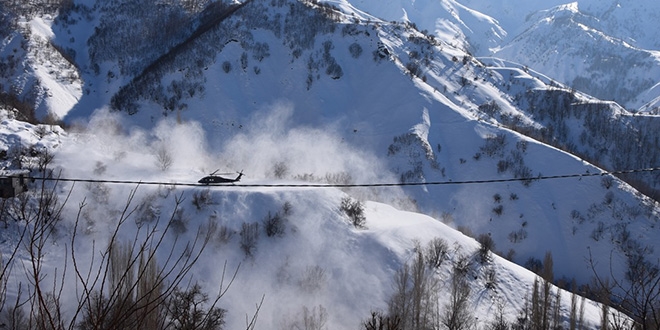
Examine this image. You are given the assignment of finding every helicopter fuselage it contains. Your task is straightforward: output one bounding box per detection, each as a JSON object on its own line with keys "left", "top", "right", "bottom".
{"left": 198, "top": 172, "right": 243, "bottom": 185}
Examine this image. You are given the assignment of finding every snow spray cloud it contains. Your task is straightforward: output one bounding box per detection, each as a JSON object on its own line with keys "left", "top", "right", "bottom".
{"left": 43, "top": 104, "right": 412, "bottom": 329}
{"left": 59, "top": 103, "right": 403, "bottom": 192}
{"left": 57, "top": 107, "right": 215, "bottom": 181}
{"left": 215, "top": 102, "right": 403, "bottom": 194}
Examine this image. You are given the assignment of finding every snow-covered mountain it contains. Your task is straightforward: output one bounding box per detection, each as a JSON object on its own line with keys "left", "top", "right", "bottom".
{"left": 0, "top": 108, "right": 614, "bottom": 329}
{"left": 353, "top": 0, "right": 660, "bottom": 111}
{"left": 1, "top": 0, "right": 659, "bottom": 329}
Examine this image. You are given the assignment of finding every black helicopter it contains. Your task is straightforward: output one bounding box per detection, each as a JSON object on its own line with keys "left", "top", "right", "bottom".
{"left": 198, "top": 170, "right": 244, "bottom": 185}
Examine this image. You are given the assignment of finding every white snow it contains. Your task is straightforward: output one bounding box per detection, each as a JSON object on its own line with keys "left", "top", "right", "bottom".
{"left": 0, "top": 108, "right": 610, "bottom": 328}
{"left": 27, "top": 16, "right": 83, "bottom": 119}
{"left": 2, "top": 0, "right": 660, "bottom": 328}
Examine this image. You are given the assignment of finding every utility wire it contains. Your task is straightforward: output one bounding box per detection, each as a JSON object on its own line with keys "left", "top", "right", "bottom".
{"left": 1, "top": 167, "right": 659, "bottom": 188}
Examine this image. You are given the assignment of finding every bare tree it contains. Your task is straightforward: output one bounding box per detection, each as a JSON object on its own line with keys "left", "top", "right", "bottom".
{"left": 425, "top": 237, "right": 448, "bottom": 269}
{"left": 17, "top": 177, "right": 72, "bottom": 330}
{"left": 487, "top": 303, "right": 510, "bottom": 330}
{"left": 388, "top": 260, "right": 411, "bottom": 327}
{"left": 282, "top": 305, "right": 328, "bottom": 330}
{"left": 70, "top": 190, "right": 221, "bottom": 330}
{"left": 388, "top": 249, "right": 440, "bottom": 330}
{"left": 239, "top": 222, "right": 259, "bottom": 258}
{"left": 362, "top": 310, "right": 401, "bottom": 330}
{"left": 0, "top": 178, "right": 264, "bottom": 330}
{"left": 541, "top": 252, "right": 554, "bottom": 330}
{"left": 299, "top": 265, "right": 327, "bottom": 294}
{"left": 155, "top": 146, "right": 173, "bottom": 171}
{"left": 551, "top": 289, "right": 561, "bottom": 330}
{"left": 165, "top": 283, "right": 226, "bottom": 330}
{"left": 589, "top": 249, "right": 660, "bottom": 330}
{"left": 569, "top": 280, "right": 578, "bottom": 330}
{"left": 476, "top": 233, "right": 495, "bottom": 264}
{"left": 441, "top": 268, "right": 474, "bottom": 330}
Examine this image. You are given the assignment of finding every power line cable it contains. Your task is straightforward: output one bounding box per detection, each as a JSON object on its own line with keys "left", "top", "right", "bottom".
{"left": 1, "top": 167, "right": 658, "bottom": 188}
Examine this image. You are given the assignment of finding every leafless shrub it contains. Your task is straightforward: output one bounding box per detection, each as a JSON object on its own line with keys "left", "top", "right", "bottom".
{"left": 93, "top": 161, "right": 107, "bottom": 175}
{"left": 493, "top": 193, "right": 502, "bottom": 203}
{"left": 32, "top": 292, "right": 63, "bottom": 330}
{"left": 155, "top": 146, "right": 173, "bottom": 171}
{"left": 325, "top": 172, "right": 353, "bottom": 185}
{"left": 275, "top": 258, "right": 292, "bottom": 286}
{"left": 113, "top": 150, "right": 127, "bottom": 162}
{"left": 221, "top": 61, "right": 231, "bottom": 73}
{"left": 263, "top": 211, "right": 285, "bottom": 238}
{"left": 440, "top": 212, "right": 454, "bottom": 225}
{"left": 33, "top": 147, "right": 55, "bottom": 174}
{"left": 302, "top": 305, "right": 328, "bottom": 330}
{"left": 239, "top": 222, "right": 260, "bottom": 258}
{"left": 85, "top": 182, "right": 111, "bottom": 204}
{"left": 158, "top": 183, "right": 176, "bottom": 199}
{"left": 169, "top": 208, "right": 189, "bottom": 235}
{"left": 34, "top": 125, "right": 49, "bottom": 139}
{"left": 282, "top": 201, "right": 293, "bottom": 217}
{"left": 492, "top": 204, "right": 504, "bottom": 216}
{"left": 601, "top": 176, "right": 614, "bottom": 189}
{"left": 425, "top": 237, "right": 448, "bottom": 269}
{"left": 476, "top": 233, "right": 495, "bottom": 264}
{"left": 5, "top": 178, "right": 69, "bottom": 330}
{"left": 505, "top": 249, "right": 516, "bottom": 261}
{"left": 272, "top": 161, "right": 289, "bottom": 179}
{"left": 524, "top": 257, "right": 543, "bottom": 275}
{"left": 480, "top": 133, "right": 507, "bottom": 157}
{"left": 509, "top": 228, "right": 528, "bottom": 243}
{"left": 340, "top": 196, "right": 365, "bottom": 228}
{"left": 192, "top": 189, "right": 214, "bottom": 210}
{"left": 349, "top": 43, "right": 363, "bottom": 58}
{"left": 453, "top": 254, "right": 472, "bottom": 277}
{"left": 136, "top": 194, "right": 159, "bottom": 225}
{"left": 215, "top": 224, "right": 234, "bottom": 245}
{"left": 591, "top": 221, "right": 605, "bottom": 241}
{"left": 299, "top": 265, "right": 327, "bottom": 293}
{"left": 281, "top": 305, "right": 328, "bottom": 330}
{"left": 1, "top": 247, "right": 28, "bottom": 329}
{"left": 484, "top": 268, "right": 497, "bottom": 290}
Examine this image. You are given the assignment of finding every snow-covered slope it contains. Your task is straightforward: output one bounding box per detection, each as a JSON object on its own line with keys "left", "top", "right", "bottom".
{"left": 0, "top": 108, "right": 64, "bottom": 165}
{"left": 1, "top": 0, "right": 660, "bottom": 328}
{"left": 0, "top": 12, "right": 82, "bottom": 121}
{"left": 0, "top": 110, "right": 608, "bottom": 329}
